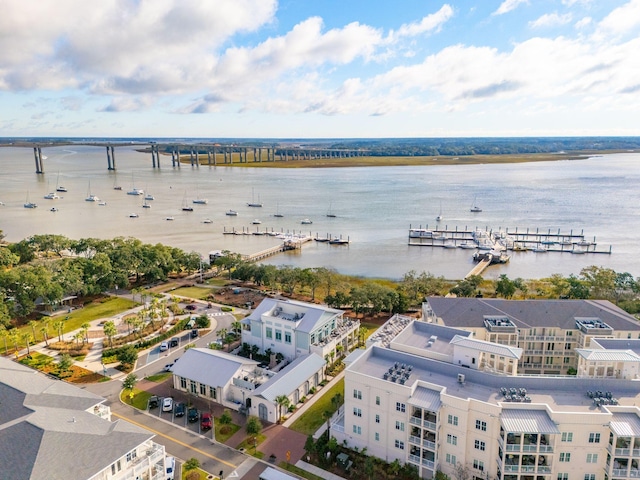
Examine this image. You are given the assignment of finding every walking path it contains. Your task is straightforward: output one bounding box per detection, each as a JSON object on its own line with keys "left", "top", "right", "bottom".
{"left": 282, "top": 370, "right": 345, "bottom": 428}
{"left": 295, "top": 461, "right": 346, "bottom": 480}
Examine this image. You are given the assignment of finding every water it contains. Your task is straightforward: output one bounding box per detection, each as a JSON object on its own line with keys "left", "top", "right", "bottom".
{"left": 1, "top": 145, "right": 638, "bottom": 280}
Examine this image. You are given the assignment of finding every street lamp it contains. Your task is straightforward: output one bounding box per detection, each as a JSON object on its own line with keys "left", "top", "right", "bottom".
{"left": 253, "top": 437, "right": 257, "bottom": 454}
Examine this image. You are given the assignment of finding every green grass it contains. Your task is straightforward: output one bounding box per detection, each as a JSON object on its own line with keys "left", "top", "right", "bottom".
{"left": 359, "top": 322, "right": 380, "bottom": 340}
{"left": 120, "top": 388, "right": 152, "bottom": 410}
{"left": 215, "top": 422, "right": 240, "bottom": 443}
{"left": 236, "top": 433, "right": 266, "bottom": 452}
{"left": 18, "top": 352, "right": 54, "bottom": 368}
{"left": 171, "top": 286, "right": 212, "bottom": 299}
{"left": 289, "top": 378, "right": 344, "bottom": 436}
{"left": 145, "top": 372, "right": 171, "bottom": 383}
{"left": 278, "top": 462, "right": 325, "bottom": 480}
{"left": 181, "top": 467, "right": 211, "bottom": 480}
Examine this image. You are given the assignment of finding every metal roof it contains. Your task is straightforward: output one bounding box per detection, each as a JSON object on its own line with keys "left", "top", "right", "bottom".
{"left": 576, "top": 349, "right": 640, "bottom": 362}
{"left": 610, "top": 413, "right": 640, "bottom": 437}
{"left": 246, "top": 298, "right": 343, "bottom": 334}
{"left": 501, "top": 409, "right": 560, "bottom": 434}
{"left": 450, "top": 335, "right": 523, "bottom": 359}
{"left": 258, "top": 466, "right": 298, "bottom": 480}
{"left": 170, "top": 348, "right": 259, "bottom": 388}
{"left": 408, "top": 386, "right": 441, "bottom": 412}
{"left": 252, "top": 353, "right": 325, "bottom": 402}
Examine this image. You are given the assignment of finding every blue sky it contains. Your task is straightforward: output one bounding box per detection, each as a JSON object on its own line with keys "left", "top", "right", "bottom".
{"left": 1, "top": 0, "right": 639, "bottom": 138}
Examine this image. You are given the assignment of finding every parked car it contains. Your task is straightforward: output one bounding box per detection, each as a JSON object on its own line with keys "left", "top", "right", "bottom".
{"left": 185, "top": 304, "right": 197, "bottom": 311}
{"left": 148, "top": 396, "right": 159, "bottom": 409}
{"left": 166, "top": 456, "right": 175, "bottom": 480}
{"left": 201, "top": 412, "right": 212, "bottom": 430}
{"left": 163, "top": 363, "right": 173, "bottom": 372}
{"left": 162, "top": 397, "right": 173, "bottom": 412}
{"left": 188, "top": 407, "right": 199, "bottom": 423}
{"left": 159, "top": 341, "right": 168, "bottom": 352}
{"left": 174, "top": 402, "right": 186, "bottom": 417}
{"left": 170, "top": 337, "right": 179, "bottom": 347}
{"left": 191, "top": 329, "right": 199, "bottom": 338}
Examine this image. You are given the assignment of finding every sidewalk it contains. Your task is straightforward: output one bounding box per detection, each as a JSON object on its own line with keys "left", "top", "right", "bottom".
{"left": 295, "top": 460, "right": 346, "bottom": 480}
{"left": 282, "top": 370, "right": 345, "bottom": 428}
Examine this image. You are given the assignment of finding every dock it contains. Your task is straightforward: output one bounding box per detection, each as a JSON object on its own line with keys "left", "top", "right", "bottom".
{"left": 241, "top": 235, "right": 313, "bottom": 262}
{"left": 466, "top": 256, "right": 492, "bottom": 278}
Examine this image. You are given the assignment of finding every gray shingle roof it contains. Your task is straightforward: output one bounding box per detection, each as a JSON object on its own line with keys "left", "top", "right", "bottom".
{"left": 170, "top": 348, "right": 259, "bottom": 388}
{"left": 426, "top": 297, "right": 640, "bottom": 331}
{"left": 0, "top": 357, "right": 155, "bottom": 480}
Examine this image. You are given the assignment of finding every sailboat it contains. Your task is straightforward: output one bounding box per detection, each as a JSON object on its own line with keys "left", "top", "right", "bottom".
{"left": 44, "top": 181, "right": 60, "bottom": 200}
{"left": 225, "top": 209, "right": 238, "bottom": 216}
{"left": 24, "top": 191, "right": 38, "bottom": 208}
{"left": 113, "top": 175, "right": 122, "bottom": 190}
{"left": 127, "top": 173, "right": 143, "bottom": 195}
{"left": 470, "top": 197, "right": 482, "bottom": 213}
{"left": 273, "top": 203, "right": 284, "bottom": 218}
{"left": 436, "top": 201, "right": 443, "bottom": 222}
{"left": 144, "top": 184, "right": 154, "bottom": 200}
{"left": 192, "top": 184, "right": 208, "bottom": 204}
{"left": 326, "top": 202, "right": 336, "bottom": 218}
{"left": 55, "top": 171, "right": 68, "bottom": 192}
{"left": 247, "top": 188, "right": 263, "bottom": 207}
{"left": 181, "top": 192, "right": 193, "bottom": 211}
{"left": 85, "top": 181, "right": 99, "bottom": 202}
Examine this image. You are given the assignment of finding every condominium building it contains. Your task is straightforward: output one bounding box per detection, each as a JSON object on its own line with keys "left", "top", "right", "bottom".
{"left": 334, "top": 311, "right": 640, "bottom": 480}
{"left": 0, "top": 357, "right": 167, "bottom": 480}
{"left": 241, "top": 298, "right": 360, "bottom": 362}
{"left": 423, "top": 298, "right": 640, "bottom": 375}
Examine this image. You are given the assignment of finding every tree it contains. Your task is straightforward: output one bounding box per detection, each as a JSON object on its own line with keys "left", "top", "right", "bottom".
{"left": 304, "top": 435, "right": 315, "bottom": 454}
{"left": 195, "top": 314, "right": 210, "bottom": 328}
{"left": 450, "top": 275, "right": 483, "bottom": 297}
{"left": 116, "top": 344, "right": 138, "bottom": 366}
{"left": 322, "top": 410, "right": 333, "bottom": 438}
{"left": 21, "top": 332, "right": 32, "bottom": 355}
{"left": 452, "top": 462, "right": 470, "bottom": 480}
{"left": 40, "top": 326, "right": 49, "bottom": 347}
{"left": 123, "top": 373, "right": 137, "bottom": 391}
{"left": 275, "top": 394, "right": 291, "bottom": 423}
{"left": 495, "top": 274, "right": 517, "bottom": 298}
{"left": 246, "top": 415, "right": 262, "bottom": 435}
{"left": 219, "top": 409, "right": 232, "bottom": 425}
{"left": 58, "top": 353, "right": 73, "bottom": 374}
{"left": 364, "top": 457, "right": 375, "bottom": 479}
{"left": 183, "top": 458, "right": 200, "bottom": 471}
{"left": 53, "top": 320, "right": 64, "bottom": 342}
{"left": 218, "top": 328, "right": 228, "bottom": 351}
{"left": 28, "top": 320, "right": 39, "bottom": 342}
{"left": 103, "top": 320, "right": 117, "bottom": 348}
{"left": 0, "top": 325, "right": 9, "bottom": 355}
{"left": 231, "top": 320, "right": 242, "bottom": 335}
{"left": 81, "top": 322, "right": 90, "bottom": 344}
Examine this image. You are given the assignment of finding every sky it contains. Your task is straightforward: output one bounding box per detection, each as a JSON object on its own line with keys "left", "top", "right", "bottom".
{"left": 1, "top": 0, "right": 639, "bottom": 138}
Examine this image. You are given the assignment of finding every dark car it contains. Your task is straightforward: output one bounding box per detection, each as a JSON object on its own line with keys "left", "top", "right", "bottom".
{"left": 185, "top": 304, "right": 197, "bottom": 311}
{"left": 148, "top": 396, "right": 159, "bottom": 409}
{"left": 188, "top": 407, "right": 199, "bottom": 423}
{"left": 174, "top": 402, "right": 186, "bottom": 417}
{"left": 170, "top": 337, "right": 179, "bottom": 347}
{"left": 191, "top": 329, "right": 199, "bottom": 338}
{"left": 201, "top": 412, "right": 212, "bottom": 430}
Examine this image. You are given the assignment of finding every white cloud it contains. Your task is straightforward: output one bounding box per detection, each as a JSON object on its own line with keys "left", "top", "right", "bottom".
{"left": 390, "top": 4, "right": 454, "bottom": 39}
{"left": 529, "top": 12, "right": 573, "bottom": 29}
{"left": 597, "top": 0, "right": 640, "bottom": 37}
{"left": 493, "top": 0, "right": 529, "bottom": 16}
{"left": 575, "top": 17, "right": 593, "bottom": 29}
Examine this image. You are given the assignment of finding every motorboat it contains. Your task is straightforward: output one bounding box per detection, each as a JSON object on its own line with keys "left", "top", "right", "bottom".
{"left": 409, "top": 228, "right": 434, "bottom": 238}
{"left": 458, "top": 242, "right": 477, "bottom": 249}
{"left": 85, "top": 182, "right": 99, "bottom": 202}
{"left": 301, "top": 219, "right": 313, "bottom": 224}
{"left": 329, "top": 237, "right": 349, "bottom": 245}
{"left": 226, "top": 210, "right": 238, "bottom": 216}
{"left": 203, "top": 219, "right": 213, "bottom": 224}
{"left": 44, "top": 192, "right": 60, "bottom": 200}
{"left": 129, "top": 213, "right": 139, "bottom": 218}
{"left": 252, "top": 219, "right": 262, "bottom": 224}
{"left": 127, "top": 188, "right": 144, "bottom": 196}
{"left": 193, "top": 198, "right": 208, "bottom": 204}
{"left": 50, "top": 207, "right": 58, "bottom": 212}
{"left": 166, "top": 216, "right": 175, "bottom": 221}
{"left": 98, "top": 201, "right": 107, "bottom": 206}
{"left": 144, "top": 193, "right": 154, "bottom": 200}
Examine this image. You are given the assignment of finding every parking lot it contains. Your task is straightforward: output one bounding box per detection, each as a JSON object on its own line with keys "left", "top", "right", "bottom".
{"left": 148, "top": 394, "right": 216, "bottom": 439}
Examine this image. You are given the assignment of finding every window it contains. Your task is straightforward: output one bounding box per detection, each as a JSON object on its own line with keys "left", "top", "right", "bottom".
{"left": 209, "top": 386, "right": 217, "bottom": 399}
{"left": 557, "top": 474, "right": 568, "bottom": 480}
{"left": 448, "top": 414, "right": 459, "bottom": 426}
{"left": 376, "top": 396, "right": 381, "bottom": 406}
{"left": 180, "top": 377, "right": 187, "bottom": 388}
{"left": 564, "top": 357, "right": 571, "bottom": 364}
{"left": 559, "top": 453, "right": 571, "bottom": 462}
{"left": 588, "top": 433, "right": 600, "bottom": 443}
{"left": 545, "top": 357, "right": 554, "bottom": 365}
{"left": 395, "top": 421, "right": 405, "bottom": 431}
{"left": 285, "top": 332, "right": 291, "bottom": 344}
{"left": 275, "top": 330, "right": 282, "bottom": 341}
{"left": 446, "top": 454, "right": 457, "bottom": 465}
{"left": 375, "top": 414, "right": 380, "bottom": 424}
{"left": 352, "top": 425, "right": 361, "bottom": 435}
{"left": 561, "top": 432, "right": 573, "bottom": 442}
{"left": 447, "top": 434, "right": 458, "bottom": 446}
{"left": 586, "top": 454, "right": 598, "bottom": 463}
{"left": 395, "top": 440, "right": 405, "bottom": 450}
{"left": 266, "top": 327, "right": 273, "bottom": 339}
{"left": 475, "top": 420, "right": 487, "bottom": 431}
{"left": 473, "top": 459, "right": 484, "bottom": 472}
{"left": 474, "top": 440, "right": 486, "bottom": 451}
{"left": 200, "top": 383, "right": 206, "bottom": 395}
{"left": 375, "top": 432, "right": 380, "bottom": 441}
{"left": 353, "top": 389, "right": 362, "bottom": 400}
{"left": 396, "top": 402, "right": 406, "bottom": 412}
{"left": 353, "top": 407, "right": 362, "bottom": 417}
{"left": 190, "top": 380, "right": 197, "bottom": 393}
{"left": 584, "top": 475, "right": 595, "bottom": 480}
{"left": 126, "top": 450, "right": 137, "bottom": 462}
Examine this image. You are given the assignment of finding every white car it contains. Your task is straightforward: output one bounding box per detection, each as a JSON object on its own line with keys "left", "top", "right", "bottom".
{"left": 162, "top": 397, "right": 173, "bottom": 412}
{"left": 159, "top": 341, "right": 168, "bottom": 352}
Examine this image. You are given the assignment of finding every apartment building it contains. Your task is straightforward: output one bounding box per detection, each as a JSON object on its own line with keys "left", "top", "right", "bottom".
{"left": 241, "top": 298, "right": 360, "bottom": 362}
{"left": 334, "top": 315, "right": 640, "bottom": 480}
{"left": 423, "top": 298, "right": 640, "bottom": 375}
{"left": 0, "top": 357, "right": 167, "bottom": 480}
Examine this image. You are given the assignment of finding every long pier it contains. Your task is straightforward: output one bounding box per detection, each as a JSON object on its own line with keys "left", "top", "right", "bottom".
{"left": 466, "top": 256, "right": 492, "bottom": 278}
{"left": 243, "top": 236, "right": 313, "bottom": 262}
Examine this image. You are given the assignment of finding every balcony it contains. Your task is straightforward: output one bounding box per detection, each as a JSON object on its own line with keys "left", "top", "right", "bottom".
{"left": 409, "top": 454, "right": 420, "bottom": 465}
{"left": 422, "top": 459, "right": 435, "bottom": 469}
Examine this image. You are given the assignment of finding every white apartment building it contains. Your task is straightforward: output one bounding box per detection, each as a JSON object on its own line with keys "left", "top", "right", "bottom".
{"left": 334, "top": 316, "right": 640, "bottom": 480}
{"left": 241, "top": 298, "right": 360, "bottom": 362}
{"left": 423, "top": 298, "right": 640, "bottom": 375}
{"left": 0, "top": 357, "right": 167, "bottom": 480}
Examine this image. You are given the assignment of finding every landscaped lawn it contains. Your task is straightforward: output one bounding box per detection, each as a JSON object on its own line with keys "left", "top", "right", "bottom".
{"left": 18, "top": 352, "right": 105, "bottom": 383}
{"left": 279, "top": 462, "right": 324, "bottom": 480}
{"left": 170, "top": 286, "right": 212, "bottom": 300}
{"left": 215, "top": 421, "right": 241, "bottom": 443}
{"left": 181, "top": 467, "right": 211, "bottom": 480}
{"left": 360, "top": 322, "right": 380, "bottom": 340}
{"left": 121, "top": 388, "right": 152, "bottom": 410}
{"left": 289, "top": 378, "right": 344, "bottom": 436}
{"left": 145, "top": 372, "right": 171, "bottom": 383}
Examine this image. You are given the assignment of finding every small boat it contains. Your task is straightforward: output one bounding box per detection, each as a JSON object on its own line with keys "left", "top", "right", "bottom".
{"left": 329, "top": 237, "right": 349, "bottom": 245}
{"left": 326, "top": 202, "right": 336, "bottom": 218}
{"left": 436, "top": 201, "right": 443, "bottom": 222}
{"left": 225, "top": 210, "right": 238, "bottom": 216}
{"left": 470, "top": 197, "right": 482, "bottom": 213}
{"left": 55, "top": 171, "right": 67, "bottom": 192}
{"left": 532, "top": 246, "right": 548, "bottom": 253}
{"left": 252, "top": 219, "right": 262, "bottom": 224}
{"left": 127, "top": 173, "right": 143, "bottom": 195}
{"left": 142, "top": 201, "right": 151, "bottom": 208}
{"left": 301, "top": 218, "right": 313, "bottom": 225}
{"left": 144, "top": 193, "right": 154, "bottom": 200}
{"left": 247, "top": 188, "right": 263, "bottom": 207}
{"left": 203, "top": 218, "right": 213, "bottom": 224}
{"left": 443, "top": 242, "right": 457, "bottom": 249}
{"left": 315, "top": 236, "right": 331, "bottom": 242}
{"left": 273, "top": 203, "right": 284, "bottom": 218}
{"left": 458, "top": 242, "right": 477, "bottom": 249}
{"left": 129, "top": 213, "right": 139, "bottom": 218}
{"left": 44, "top": 192, "right": 60, "bottom": 200}
{"left": 166, "top": 216, "right": 175, "bottom": 221}
{"left": 98, "top": 201, "right": 107, "bottom": 206}
{"left": 181, "top": 191, "right": 193, "bottom": 211}
{"left": 50, "top": 207, "right": 58, "bottom": 212}
{"left": 114, "top": 185, "right": 122, "bottom": 191}
{"left": 253, "top": 230, "right": 265, "bottom": 236}
{"left": 85, "top": 182, "right": 99, "bottom": 202}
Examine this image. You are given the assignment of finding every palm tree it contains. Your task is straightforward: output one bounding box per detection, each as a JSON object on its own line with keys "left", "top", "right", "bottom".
{"left": 74, "top": 331, "right": 83, "bottom": 346}
{"left": 53, "top": 320, "right": 64, "bottom": 342}
{"left": 275, "top": 394, "right": 291, "bottom": 423}
{"left": 231, "top": 321, "right": 242, "bottom": 335}
{"left": 103, "top": 321, "right": 117, "bottom": 348}
{"left": 322, "top": 410, "right": 333, "bottom": 439}
{"left": 81, "top": 322, "right": 90, "bottom": 344}
{"left": 218, "top": 328, "right": 228, "bottom": 351}
{"left": 0, "top": 325, "right": 9, "bottom": 355}
{"left": 21, "top": 332, "right": 32, "bottom": 355}
{"left": 40, "top": 326, "right": 49, "bottom": 347}
{"left": 10, "top": 329, "right": 20, "bottom": 355}
{"left": 28, "top": 320, "right": 38, "bottom": 342}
